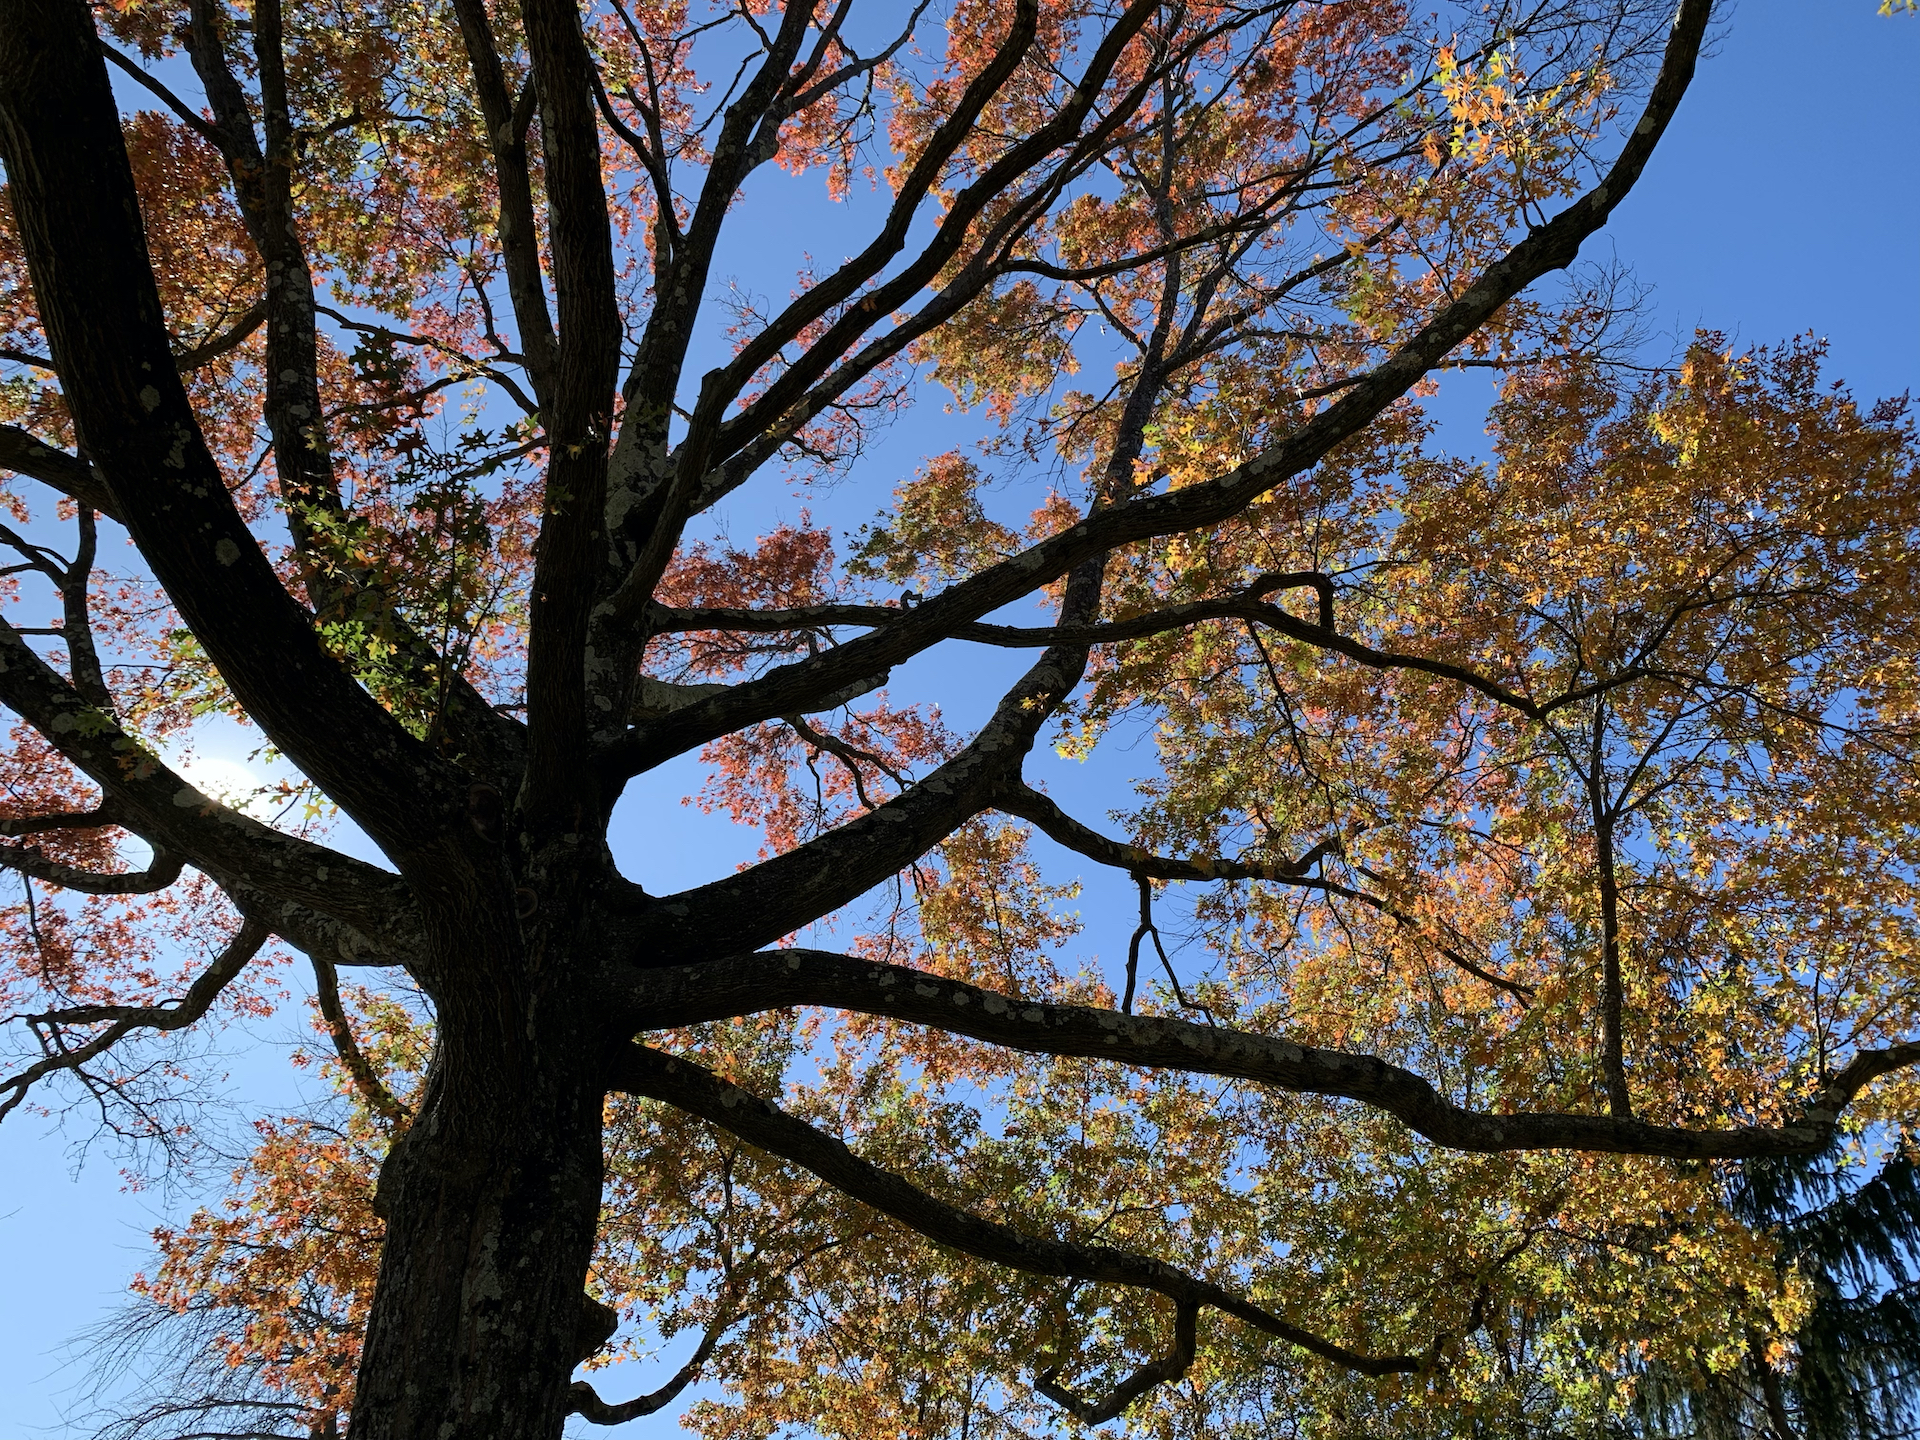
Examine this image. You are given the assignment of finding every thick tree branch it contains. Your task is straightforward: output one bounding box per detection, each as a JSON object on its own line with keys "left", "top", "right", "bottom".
{"left": 59, "top": 506, "right": 111, "bottom": 710}
{"left": 630, "top": 625, "right": 1092, "bottom": 958}
{"left": 172, "top": 297, "right": 269, "bottom": 371}
{"left": 99, "top": 43, "right": 224, "bottom": 146}
{"left": 226, "top": 878, "right": 399, "bottom": 969}
{"left": 449, "top": 0, "right": 559, "bottom": 407}
{"left": 613, "top": 950, "right": 1904, "bottom": 1160}
{"left": 1, "top": 299, "right": 271, "bottom": 375}
{"left": 703, "top": 0, "right": 1044, "bottom": 417}
{"left": 588, "top": 3, "right": 1133, "bottom": 742}
{"left": 0, "top": 343, "right": 53, "bottom": 369}
{"left": 0, "top": 840, "right": 183, "bottom": 895}
{"left": 1826, "top": 1042, "right": 1920, "bottom": 1107}
{"left": 1035, "top": 1300, "right": 1199, "bottom": 1424}
{"left": 566, "top": 1301, "right": 733, "bottom": 1424}
{"left": 0, "top": 801, "right": 120, "bottom": 838}
{"left": 613, "top": 1043, "right": 1420, "bottom": 1379}
{"left": 652, "top": 571, "right": 1336, "bottom": 641}
{"left": 0, "top": 613, "right": 422, "bottom": 955}
{"left": 187, "top": 0, "right": 525, "bottom": 791}
{"left": 696, "top": 0, "right": 1168, "bottom": 484}
{"left": 0, "top": 0, "right": 466, "bottom": 856}
{"left": 609, "top": 0, "right": 1156, "bottom": 619}
{"left": 0, "top": 425, "right": 118, "bottom": 520}
{"left": 597, "top": 0, "right": 819, "bottom": 591}
{"left": 518, "top": 0, "right": 625, "bottom": 828}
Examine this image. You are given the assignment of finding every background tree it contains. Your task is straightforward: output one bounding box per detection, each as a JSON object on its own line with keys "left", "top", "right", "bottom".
{"left": 0, "top": 1, "right": 1916, "bottom": 1437}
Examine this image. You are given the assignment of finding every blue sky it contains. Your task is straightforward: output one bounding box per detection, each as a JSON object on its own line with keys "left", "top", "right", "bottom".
{"left": 1, "top": 1, "right": 1915, "bottom": 1434}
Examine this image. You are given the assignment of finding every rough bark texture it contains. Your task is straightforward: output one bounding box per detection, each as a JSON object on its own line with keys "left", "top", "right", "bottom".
{"left": 356, "top": 977, "right": 610, "bottom": 1439}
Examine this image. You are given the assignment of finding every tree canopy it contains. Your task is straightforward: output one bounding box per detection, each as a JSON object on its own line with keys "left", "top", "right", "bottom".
{"left": 1, "top": 1, "right": 1916, "bottom": 1437}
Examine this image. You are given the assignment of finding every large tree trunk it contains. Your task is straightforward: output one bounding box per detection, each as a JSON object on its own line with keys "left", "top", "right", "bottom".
{"left": 353, "top": 966, "right": 609, "bottom": 1440}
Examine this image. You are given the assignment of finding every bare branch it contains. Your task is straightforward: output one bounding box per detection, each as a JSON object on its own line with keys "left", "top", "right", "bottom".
{"left": 61, "top": 505, "right": 112, "bottom": 710}
{"left": 100, "top": 43, "right": 224, "bottom": 146}
{"left": 449, "top": 0, "right": 558, "bottom": 404}
{"left": 700, "top": 0, "right": 1044, "bottom": 416}
{"left": 1035, "top": 1300, "right": 1199, "bottom": 1424}
{"left": 653, "top": 579, "right": 1657, "bottom": 742}
{"left": 518, "top": 0, "right": 625, "bottom": 827}
{"left": 0, "top": 917, "right": 270, "bottom": 1123}
{"left": 2, "top": 299, "right": 269, "bottom": 374}
{"left": 648, "top": 570, "right": 1336, "bottom": 641}
{"left": 0, "top": 343, "right": 54, "bottom": 369}
{"left": 1122, "top": 875, "right": 1218, "bottom": 1023}
{"left": 173, "top": 297, "right": 268, "bottom": 371}
{"left": 0, "top": 613, "right": 423, "bottom": 955}
{"left": 0, "top": 425, "right": 119, "bottom": 520}
{"left": 0, "top": 801, "right": 120, "bottom": 837}
{"left": 998, "top": 784, "right": 1535, "bottom": 1003}
{"left": 631, "top": 593, "right": 1096, "bottom": 958}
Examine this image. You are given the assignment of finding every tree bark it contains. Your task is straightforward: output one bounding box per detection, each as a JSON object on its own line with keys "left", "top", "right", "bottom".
{"left": 354, "top": 956, "right": 610, "bottom": 1440}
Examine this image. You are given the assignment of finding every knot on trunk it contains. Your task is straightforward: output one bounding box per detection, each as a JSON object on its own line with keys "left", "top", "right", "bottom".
{"left": 576, "top": 1292, "right": 620, "bottom": 1363}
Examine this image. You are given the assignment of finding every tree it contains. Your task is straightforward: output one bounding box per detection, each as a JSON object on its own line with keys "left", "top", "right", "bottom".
{"left": 1617, "top": 1146, "right": 1920, "bottom": 1440}
{"left": 1, "top": 0, "right": 1916, "bottom": 1436}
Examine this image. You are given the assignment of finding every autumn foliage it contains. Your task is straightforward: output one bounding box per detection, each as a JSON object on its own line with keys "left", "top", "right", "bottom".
{"left": 1, "top": 1, "right": 1917, "bottom": 1438}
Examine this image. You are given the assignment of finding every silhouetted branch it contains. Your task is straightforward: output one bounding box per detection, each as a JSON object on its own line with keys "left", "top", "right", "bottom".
{"left": 1035, "top": 1300, "right": 1200, "bottom": 1423}
{"left": 613, "top": 1043, "right": 1419, "bottom": 1380}
{"left": 0, "top": 918, "right": 270, "bottom": 1122}
{"left": 309, "top": 955, "right": 411, "bottom": 1122}
{"left": 1001, "top": 785, "right": 1533, "bottom": 1002}
{"left": 0, "top": 841, "right": 183, "bottom": 895}
{"left": 613, "top": 949, "right": 1904, "bottom": 1160}
{"left": 567, "top": 1299, "right": 737, "bottom": 1424}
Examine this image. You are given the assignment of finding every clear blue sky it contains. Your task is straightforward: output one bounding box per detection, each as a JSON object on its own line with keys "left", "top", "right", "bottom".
{"left": 1, "top": 2, "right": 1914, "bottom": 1434}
